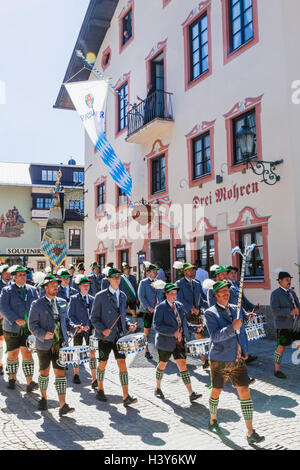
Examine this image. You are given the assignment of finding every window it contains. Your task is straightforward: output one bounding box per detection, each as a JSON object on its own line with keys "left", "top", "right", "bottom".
{"left": 73, "top": 171, "right": 84, "bottom": 184}
{"left": 37, "top": 261, "right": 46, "bottom": 271}
{"left": 69, "top": 229, "right": 81, "bottom": 250}
{"left": 189, "top": 13, "right": 209, "bottom": 82}
{"left": 44, "top": 198, "right": 52, "bottom": 209}
{"left": 122, "top": 9, "right": 132, "bottom": 45}
{"left": 196, "top": 236, "right": 215, "bottom": 273}
{"left": 97, "top": 183, "right": 105, "bottom": 213}
{"left": 233, "top": 109, "right": 256, "bottom": 165}
{"left": 42, "top": 170, "right": 57, "bottom": 181}
{"left": 118, "top": 187, "right": 127, "bottom": 206}
{"left": 42, "top": 170, "right": 47, "bottom": 181}
{"left": 118, "top": 82, "right": 128, "bottom": 132}
{"left": 69, "top": 200, "right": 80, "bottom": 210}
{"left": 192, "top": 132, "right": 211, "bottom": 179}
{"left": 98, "top": 254, "right": 106, "bottom": 273}
{"left": 239, "top": 227, "right": 264, "bottom": 280}
{"left": 151, "top": 155, "right": 166, "bottom": 194}
{"left": 229, "top": 0, "right": 253, "bottom": 53}
{"left": 120, "top": 249, "right": 129, "bottom": 266}
{"left": 36, "top": 198, "right": 43, "bottom": 209}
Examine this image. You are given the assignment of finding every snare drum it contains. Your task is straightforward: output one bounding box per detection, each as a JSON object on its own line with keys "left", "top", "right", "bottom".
{"left": 89, "top": 335, "right": 99, "bottom": 351}
{"left": 116, "top": 333, "right": 148, "bottom": 355}
{"left": 58, "top": 345, "right": 90, "bottom": 366}
{"left": 26, "top": 335, "right": 36, "bottom": 353}
{"left": 186, "top": 338, "right": 210, "bottom": 357}
{"left": 245, "top": 324, "right": 266, "bottom": 341}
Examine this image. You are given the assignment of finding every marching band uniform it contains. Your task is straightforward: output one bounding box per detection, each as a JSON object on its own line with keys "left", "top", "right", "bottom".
{"left": 138, "top": 264, "right": 164, "bottom": 359}
{"left": 153, "top": 283, "right": 202, "bottom": 402}
{"left": 88, "top": 263, "right": 105, "bottom": 297}
{"left": 0, "top": 266, "right": 38, "bottom": 391}
{"left": 205, "top": 281, "right": 264, "bottom": 444}
{"left": 67, "top": 280, "right": 96, "bottom": 386}
{"left": 120, "top": 263, "right": 139, "bottom": 323}
{"left": 0, "top": 265, "right": 12, "bottom": 375}
{"left": 90, "top": 268, "right": 137, "bottom": 407}
{"left": 270, "top": 271, "right": 300, "bottom": 379}
{"left": 28, "top": 274, "right": 75, "bottom": 415}
{"left": 57, "top": 284, "right": 78, "bottom": 302}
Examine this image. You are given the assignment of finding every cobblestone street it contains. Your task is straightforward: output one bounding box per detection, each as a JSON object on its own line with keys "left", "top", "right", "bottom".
{"left": 0, "top": 324, "right": 299, "bottom": 451}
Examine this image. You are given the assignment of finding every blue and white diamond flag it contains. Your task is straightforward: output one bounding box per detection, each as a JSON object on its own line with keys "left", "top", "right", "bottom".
{"left": 65, "top": 80, "right": 132, "bottom": 202}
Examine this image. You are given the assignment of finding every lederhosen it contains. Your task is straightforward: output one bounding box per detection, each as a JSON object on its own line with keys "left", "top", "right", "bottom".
{"left": 4, "top": 286, "right": 31, "bottom": 351}
{"left": 158, "top": 303, "right": 186, "bottom": 363}
{"left": 98, "top": 291, "right": 124, "bottom": 362}
{"left": 37, "top": 299, "right": 65, "bottom": 371}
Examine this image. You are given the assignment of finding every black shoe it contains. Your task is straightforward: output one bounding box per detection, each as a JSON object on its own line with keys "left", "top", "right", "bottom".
{"left": 91, "top": 380, "right": 98, "bottom": 390}
{"left": 245, "top": 355, "right": 258, "bottom": 364}
{"left": 274, "top": 370, "right": 286, "bottom": 379}
{"left": 247, "top": 430, "right": 265, "bottom": 445}
{"left": 38, "top": 397, "right": 48, "bottom": 411}
{"left": 123, "top": 395, "right": 138, "bottom": 407}
{"left": 26, "top": 381, "right": 38, "bottom": 393}
{"left": 154, "top": 388, "right": 165, "bottom": 400}
{"left": 7, "top": 379, "right": 16, "bottom": 389}
{"left": 202, "top": 360, "right": 209, "bottom": 370}
{"left": 73, "top": 374, "right": 81, "bottom": 385}
{"left": 248, "top": 377, "right": 256, "bottom": 385}
{"left": 0, "top": 365, "right": 4, "bottom": 376}
{"left": 145, "top": 351, "right": 153, "bottom": 360}
{"left": 96, "top": 389, "right": 107, "bottom": 402}
{"left": 59, "top": 403, "right": 75, "bottom": 417}
{"left": 190, "top": 391, "right": 202, "bottom": 403}
{"left": 208, "top": 419, "right": 223, "bottom": 435}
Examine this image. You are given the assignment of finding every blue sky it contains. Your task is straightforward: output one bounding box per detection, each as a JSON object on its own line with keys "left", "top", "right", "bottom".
{"left": 0, "top": 0, "right": 90, "bottom": 166}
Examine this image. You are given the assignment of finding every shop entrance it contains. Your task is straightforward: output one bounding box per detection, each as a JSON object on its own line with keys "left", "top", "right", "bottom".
{"left": 150, "top": 239, "right": 171, "bottom": 282}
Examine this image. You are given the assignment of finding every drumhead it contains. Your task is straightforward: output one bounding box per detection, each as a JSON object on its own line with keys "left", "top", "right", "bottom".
{"left": 117, "top": 333, "right": 145, "bottom": 343}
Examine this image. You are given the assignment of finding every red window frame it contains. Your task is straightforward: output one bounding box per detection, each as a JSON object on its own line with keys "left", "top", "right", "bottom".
{"left": 186, "top": 120, "right": 216, "bottom": 187}
{"left": 119, "top": 0, "right": 134, "bottom": 54}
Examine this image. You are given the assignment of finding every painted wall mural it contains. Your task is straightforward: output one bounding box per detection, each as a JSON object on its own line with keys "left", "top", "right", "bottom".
{"left": 0, "top": 206, "right": 26, "bottom": 238}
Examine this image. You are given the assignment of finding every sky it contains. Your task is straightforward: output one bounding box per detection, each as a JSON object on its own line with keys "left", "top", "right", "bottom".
{"left": 0, "top": 0, "right": 90, "bottom": 166}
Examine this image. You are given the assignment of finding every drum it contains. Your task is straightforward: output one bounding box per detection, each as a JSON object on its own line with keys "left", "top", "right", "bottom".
{"left": 245, "top": 324, "right": 266, "bottom": 341}
{"left": 186, "top": 338, "right": 210, "bottom": 357}
{"left": 89, "top": 335, "right": 99, "bottom": 351}
{"left": 116, "top": 333, "right": 148, "bottom": 355}
{"left": 245, "top": 314, "right": 266, "bottom": 328}
{"left": 58, "top": 345, "right": 90, "bottom": 366}
{"left": 26, "top": 335, "right": 36, "bottom": 353}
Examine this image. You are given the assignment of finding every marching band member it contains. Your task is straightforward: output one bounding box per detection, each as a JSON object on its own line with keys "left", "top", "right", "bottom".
{"left": 57, "top": 268, "right": 77, "bottom": 302}
{"left": 205, "top": 281, "right": 264, "bottom": 444}
{"left": 271, "top": 271, "right": 300, "bottom": 379}
{"left": 28, "top": 274, "right": 81, "bottom": 415}
{"left": 138, "top": 263, "right": 164, "bottom": 360}
{"left": 67, "top": 275, "right": 96, "bottom": 387}
{"left": 0, "top": 265, "right": 38, "bottom": 391}
{"left": 90, "top": 268, "right": 138, "bottom": 407}
{"left": 88, "top": 262, "right": 104, "bottom": 297}
{"left": 120, "top": 263, "right": 139, "bottom": 324}
{"left": 0, "top": 264, "right": 12, "bottom": 375}
{"left": 153, "top": 283, "right": 203, "bottom": 403}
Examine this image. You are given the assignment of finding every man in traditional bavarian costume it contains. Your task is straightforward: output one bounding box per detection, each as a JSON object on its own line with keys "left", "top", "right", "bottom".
{"left": 271, "top": 271, "right": 300, "bottom": 379}
{"left": 67, "top": 275, "right": 96, "bottom": 387}
{"left": 28, "top": 274, "right": 80, "bottom": 415}
{"left": 205, "top": 281, "right": 264, "bottom": 444}
{"left": 0, "top": 265, "right": 38, "bottom": 390}
{"left": 57, "top": 268, "right": 77, "bottom": 302}
{"left": 120, "top": 263, "right": 139, "bottom": 324}
{"left": 176, "top": 263, "right": 209, "bottom": 369}
{"left": 0, "top": 264, "right": 12, "bottom": 375}
{"left": 138, "top": 264, "right": 164, "bottom": 360}
{"left": 90, "top": 268, "right": 138, "bottom": 406}
{"left": 88, "top": 262, "right": 105, "bottom": 297}
{"left": 153, "top": 283, "right": 203, "bottom": 402}
{"left": 68, "top": 265, "right": 77, "bottom": 290}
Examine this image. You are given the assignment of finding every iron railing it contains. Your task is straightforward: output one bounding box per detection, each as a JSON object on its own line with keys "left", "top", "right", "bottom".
{"left": 127, "top": 90, "right": 174, "bottom": 137}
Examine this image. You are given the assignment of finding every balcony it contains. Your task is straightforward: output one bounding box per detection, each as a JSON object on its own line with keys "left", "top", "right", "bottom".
{"left": 126, "top": 90, "right": 174, "bottom": 144}
{"left": 64, "top": 209, "right": 84, "bottom": 222}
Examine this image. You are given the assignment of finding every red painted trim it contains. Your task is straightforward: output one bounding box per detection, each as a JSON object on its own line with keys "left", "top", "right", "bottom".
{"left": 182, "top": 1, "right": 212, "bottom": 92}
{"left": 162, "top": 0, "right": 171, "bottom": 7}
{"left": 188, "top": 216, "right": 219, "bottom": 267}
{"left": 119, "top": 0, "right": 134, "bottom": 55}
{"left": 94, "top": 176, "right": 107, "bottom": 220}
{"left": 114, "top": 238, "right": 133, "bottom": 268}
{"left": 145, "top": 39, "right": 168, "bottom": 93}
{"left": 145, "top": 140, "right": 169, "bottom": 202}
{"left": 224, "top": 96, "right": 263, "bottom": 175}
{"left": 115, "top": 163, "right": 131, "bottom": 209}
{"left": 114, "top": 72, "right": 131, "bottom": 139}
{"left": 101, "top": 46, "right": 112, "bottom": 71}
{"left": 221, "top": 0, "right": 259, "bottom": 66}
{"left": 186, "top": 120, "right": 216, "bottom": 188}
{"left": 94, "top": 241, "right": 108, "bottom": 262}
{"left": 229, "top": 207, "right": 270, "bottom": 290}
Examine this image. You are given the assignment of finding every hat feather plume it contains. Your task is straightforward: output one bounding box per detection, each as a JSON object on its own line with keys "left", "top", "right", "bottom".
{"left": 102, "top": 266, "right": 111, "bottom": 277}
{"left": 152, "top": 280, "right": 166, "bottom": 290}
{"left": 210, "top": 264, "right": 219, "bottom": 272}
{"left": 8, "top": 265, "right": 19, "bottom": 274}
{"left": 143, "top": 261, "right": 151, "bottom": 268}
{"left": 173, "top": 261, "right": 184, "bottom": 270}
{"left": 32, "top": 272, "right": 47, "bottom": 285}
{"left": 75, "top": 274, "right": 85, "bottom": 285}
{"left": 202, "top": 279, "right": 216, "bottom": 290}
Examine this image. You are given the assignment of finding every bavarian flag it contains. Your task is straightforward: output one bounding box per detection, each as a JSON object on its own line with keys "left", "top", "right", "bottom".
{"left": 41, "top": 172, "right": 67, "bottom": 269}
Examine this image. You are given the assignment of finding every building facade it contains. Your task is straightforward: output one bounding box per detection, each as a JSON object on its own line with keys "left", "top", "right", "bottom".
{"left": 56, "top": 0, "right": 300, "bottom": 306}
{"left": 0, "top": 160, "right": 85, "bottom": 270}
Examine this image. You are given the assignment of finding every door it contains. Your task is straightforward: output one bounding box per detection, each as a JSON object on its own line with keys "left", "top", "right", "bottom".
{"left": 150, "top": 53, "right": 165, "bottom": 118}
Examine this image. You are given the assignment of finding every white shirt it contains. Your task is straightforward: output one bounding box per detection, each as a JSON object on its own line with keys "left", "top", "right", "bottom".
{"left": 109, "top": 286, "right": 120, "bottom": 307}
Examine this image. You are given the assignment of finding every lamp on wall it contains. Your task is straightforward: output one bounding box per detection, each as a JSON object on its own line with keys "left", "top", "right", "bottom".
{"left": 237, "top": 124, "right": 283, "bottom": 186}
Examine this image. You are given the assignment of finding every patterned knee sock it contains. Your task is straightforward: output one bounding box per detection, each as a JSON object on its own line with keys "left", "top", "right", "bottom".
{"left": 119, "top": 372, "right": 128, "bottom": 386}
{"left": 240, "top": 399, "right": 253, "bottom": 421}
{"left": 274, "top": 351, "right": 283, "bottom": 364}
{"left": 22, "top": 360, "right": 34, "bottom": 378}
{"left": 156, "top": 367, "right": 165, "bottom": 382}
{"left": 209, "top": 397, "right": 219, "bottom": 415}
{"left": 89, "top": 358, "right": 97, "bottom": 370}
{"left": 54, "top": 377, "right": 67, "bottom": 396}
{"left": 97, "top": 369, "right": 105, "bottom": 382}
{"left": 38, "top": 375, "right": 49, "bottom": 391}
{"left": 7, "top": 359, "right": 19, "bottom": 376}
{"left": 180, "top": 370, "right": 191, "bottom": 385}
